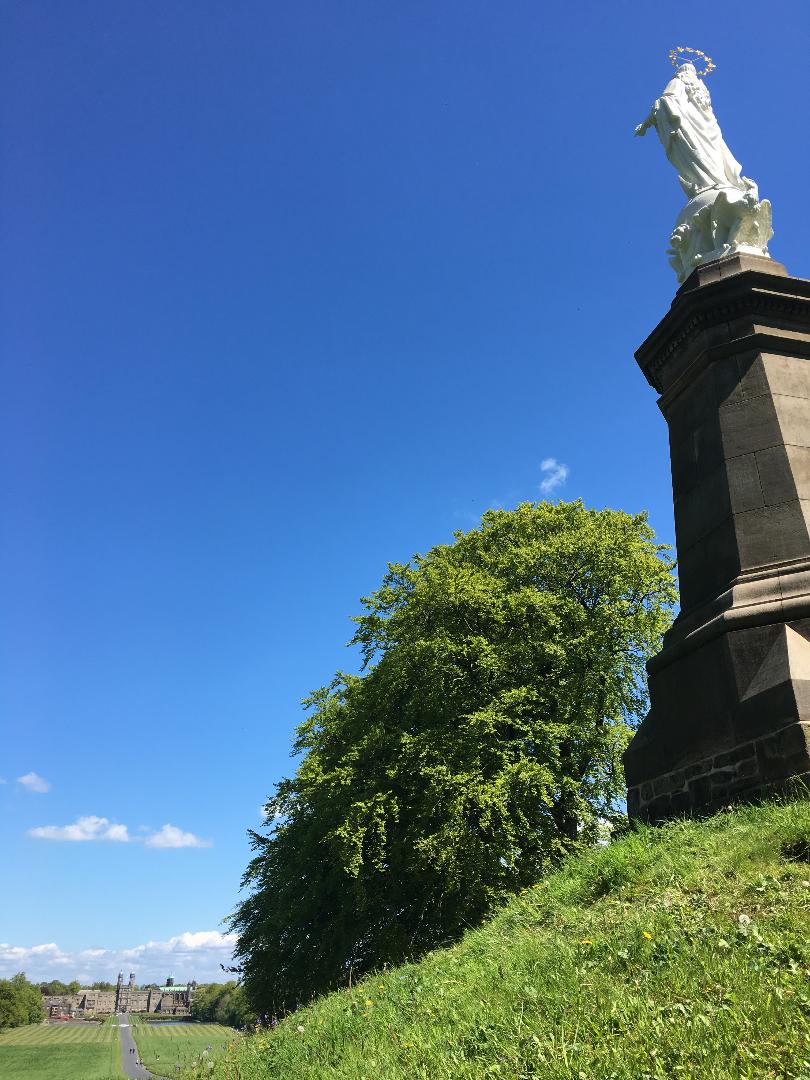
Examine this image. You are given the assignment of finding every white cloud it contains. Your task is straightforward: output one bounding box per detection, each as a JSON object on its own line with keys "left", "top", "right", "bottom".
{"left": 144, "top": 825, "right": 211, "bottom": 849}
{"left": 28, "top": 816, "right": 131, "bottom": 843}
{"left": 0, "top": 931, "right": 237, "bottom": 984}
{"left": 0, "top": 943, "right": 74, "bottom": 973}
{"left": 27, "top": 817, "right": 209, "bottom": 848}
{"left": 17, "top": 772, "right": 51, "bottom": 794}
{"left": 138, "top": 931, "right": 233, "bottom": 953}
{"left": 539, "top": 457, "right": 569, "bottom": 495}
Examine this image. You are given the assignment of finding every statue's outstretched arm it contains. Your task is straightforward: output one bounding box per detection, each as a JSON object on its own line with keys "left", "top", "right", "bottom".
{"left": 635, "top": 102, "right": 658, "bottom": 137}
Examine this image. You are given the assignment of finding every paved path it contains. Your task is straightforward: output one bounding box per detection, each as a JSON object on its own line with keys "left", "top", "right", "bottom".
{"left": 115, "top": 1013, "right": 164, "bottom": 1079}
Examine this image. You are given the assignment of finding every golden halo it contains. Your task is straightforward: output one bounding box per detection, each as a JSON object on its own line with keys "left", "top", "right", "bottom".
{"left": 669, "top": 45, "right": 716, "bottom": 77}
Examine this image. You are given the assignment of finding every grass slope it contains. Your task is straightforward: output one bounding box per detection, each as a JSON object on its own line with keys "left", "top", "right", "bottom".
{"left": 186, "top": 798, "right": 810, "bottom": 1080}
{"left": 0, "top": 1018, "right": 122, "bottom": 1080}
{"left": 131, "top": 1017, "right": 239, "bottom": 1075}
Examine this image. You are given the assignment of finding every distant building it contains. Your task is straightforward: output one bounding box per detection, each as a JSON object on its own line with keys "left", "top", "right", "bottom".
{"left": 43, "top": 972, "right": 197, "bottom": 1018}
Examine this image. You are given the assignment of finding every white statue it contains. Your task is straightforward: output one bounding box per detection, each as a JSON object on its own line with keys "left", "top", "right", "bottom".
{"left": 636, "top": 50, "right": 773, "bottom": 282}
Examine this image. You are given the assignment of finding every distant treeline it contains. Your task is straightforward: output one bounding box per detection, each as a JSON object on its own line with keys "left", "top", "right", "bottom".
{"left": 36, "top": 979, "right": 116, "bottom": 995}
{"left": 191, "top": 982, "right": 254, "bottom": 1029}
{"left": 0, "top": 973, "right": 45, "bottom": 1031}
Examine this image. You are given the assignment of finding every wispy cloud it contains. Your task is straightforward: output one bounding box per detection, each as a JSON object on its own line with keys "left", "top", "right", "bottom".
{"left": 144, "top": 825, "right": 211, "bottom": 849}
{"left": 27, "top": 817, "right": 210, "bottom": 848}
{"left": 0, "top": 930, "right": 237, "bottom": 983}
{"left": 539, "top": 457, "right": 569, "bottom": 495}
{"left": 28, "top": 816, "right": 130, "bottom": 843}
{"left": 17, "top": 772, "right": 51, "bottom": 794}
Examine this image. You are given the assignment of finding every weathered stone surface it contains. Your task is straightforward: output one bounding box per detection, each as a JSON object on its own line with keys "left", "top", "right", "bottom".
{"left": 625, "top": 256, "right": 810, "bottom": 820}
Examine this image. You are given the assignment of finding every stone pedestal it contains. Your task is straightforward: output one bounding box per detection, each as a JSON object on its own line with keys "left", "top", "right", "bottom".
{"left": 624, "top": 254, "right": 810, "bottom": 820}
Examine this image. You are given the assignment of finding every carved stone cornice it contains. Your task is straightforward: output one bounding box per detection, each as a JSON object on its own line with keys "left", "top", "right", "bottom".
{"left": 636, "top": 263, "right": 810, "bottom": 394}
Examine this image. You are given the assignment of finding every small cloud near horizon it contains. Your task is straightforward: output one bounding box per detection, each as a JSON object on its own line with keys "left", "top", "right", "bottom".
{"left": 17, "top": 772, "right": 51, "bottom": 794}
{"left": 27, "top": 817, "right": 210, "bottom": 848}
{"left": 145, "top": 824, "right": 212, "bottom": 849}
{"left": 539, "top": 458, "right": 569, "bottom": 495}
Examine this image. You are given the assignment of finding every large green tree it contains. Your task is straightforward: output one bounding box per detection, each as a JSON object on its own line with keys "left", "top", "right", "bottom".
{"left": 0, "top": 973, "right": 44, "bottom": 1030}
{"left": 233, "top": 502, "right": 676, "bottom": 1014}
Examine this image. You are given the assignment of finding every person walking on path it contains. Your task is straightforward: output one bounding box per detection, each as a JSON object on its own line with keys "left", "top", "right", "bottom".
{"left": 115, "top": 1012, "right": 166, "bottom": 1080}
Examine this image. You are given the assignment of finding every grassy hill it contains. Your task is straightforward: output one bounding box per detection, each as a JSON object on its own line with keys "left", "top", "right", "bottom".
{"left": 186, "top": 797, "right": 810, "bottom": 1080}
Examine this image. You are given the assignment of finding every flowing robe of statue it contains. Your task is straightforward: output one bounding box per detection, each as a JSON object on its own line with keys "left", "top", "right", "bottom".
{"left": 636, "top": 63, "right": 773, "bottom": 282}
{"left": 651, "top": 72, "right": 744, "bottom": 197}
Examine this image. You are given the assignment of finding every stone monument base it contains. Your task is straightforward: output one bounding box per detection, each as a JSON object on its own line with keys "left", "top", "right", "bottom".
{"left": 624, "top": 255, "right": 810, "bottom": 820}
{"left": 626, "top": 618, "right": 810, "bottom": 821}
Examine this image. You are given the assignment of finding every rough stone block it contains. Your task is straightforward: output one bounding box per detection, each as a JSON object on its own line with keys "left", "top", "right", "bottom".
{"left": 653, "top": 772, "right": 676, "bottom": 797}
{"left": 712, "top": 354, "right": 748, "bottom": 409}
{"left": 786, "top": 446, "right": 810, "bottom": 501}
{"left": 736, "top": 500, "right": 809, "bottom": 568}
{"left": 710, "top": 769, "right": 736, "bottom": 786}
{"left": 735, "top": 353, "right": 771, "bottom": 402}
{"left": 720, "top": 391, "right": 782, "bottom": 460}
{"left": 754, "top": 445, "right": 800, "bottom": 506}
{"left": 677, "top": 518, "right": 740, "bottom": 613}
{"left": 763, "top": 353, "right": 810, "bottom": 401}
{"left": 727, "top": 621, "right": 784, "bottom": 699}
{"left": 735, "top": 755, "right": 759, "bottom": 780}
{"left": 727, "top": 453, "right": 765, "bottom": 514}
{"left": 674, "top": 464, "right": 733, "bottom": 551}
{"left": 774, "top": 393, "right": 810, "bottom": 450}
{"left": 688, "top": 774, "right": 712, "bottom": 804}
{"left": 669, "top": 420, "right": 725, "bottom": 497}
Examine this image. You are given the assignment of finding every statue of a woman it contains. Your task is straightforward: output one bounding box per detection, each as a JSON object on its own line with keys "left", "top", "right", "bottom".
{"left": 635, "top": 63, "right": 746, "bottom": 198}
{"left": 635, "top": 60, "right": 772, "bottom": 282}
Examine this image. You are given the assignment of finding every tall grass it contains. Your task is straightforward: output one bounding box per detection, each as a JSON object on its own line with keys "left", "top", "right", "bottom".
{"left": 184, "top": 798, "right": 810, "bottom": 1079}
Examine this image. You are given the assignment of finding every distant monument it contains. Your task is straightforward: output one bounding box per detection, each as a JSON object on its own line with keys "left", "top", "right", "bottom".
{"left": 625, "top": 48, "right": 810, "bottom": 820}
{"left": 635, "top": 46, "right": 773, "bottom": 283}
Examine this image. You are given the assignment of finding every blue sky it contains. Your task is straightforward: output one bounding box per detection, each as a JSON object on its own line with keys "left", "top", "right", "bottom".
{"left": 2, "top": 0, "right": 809, "bottom": 984}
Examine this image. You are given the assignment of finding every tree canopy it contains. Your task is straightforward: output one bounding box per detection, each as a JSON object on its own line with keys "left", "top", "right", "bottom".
{"left": 191, "top": 982, "right": 254, "bottom": 1028}
{"left": 37, "top": 979, "right": 81, "bottom": 996}
{"left": 233, "top": 501, "right": 676, "bottom": 1014}
{"left": 0, "top": 974, "right": 44, "bottom": 1031}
